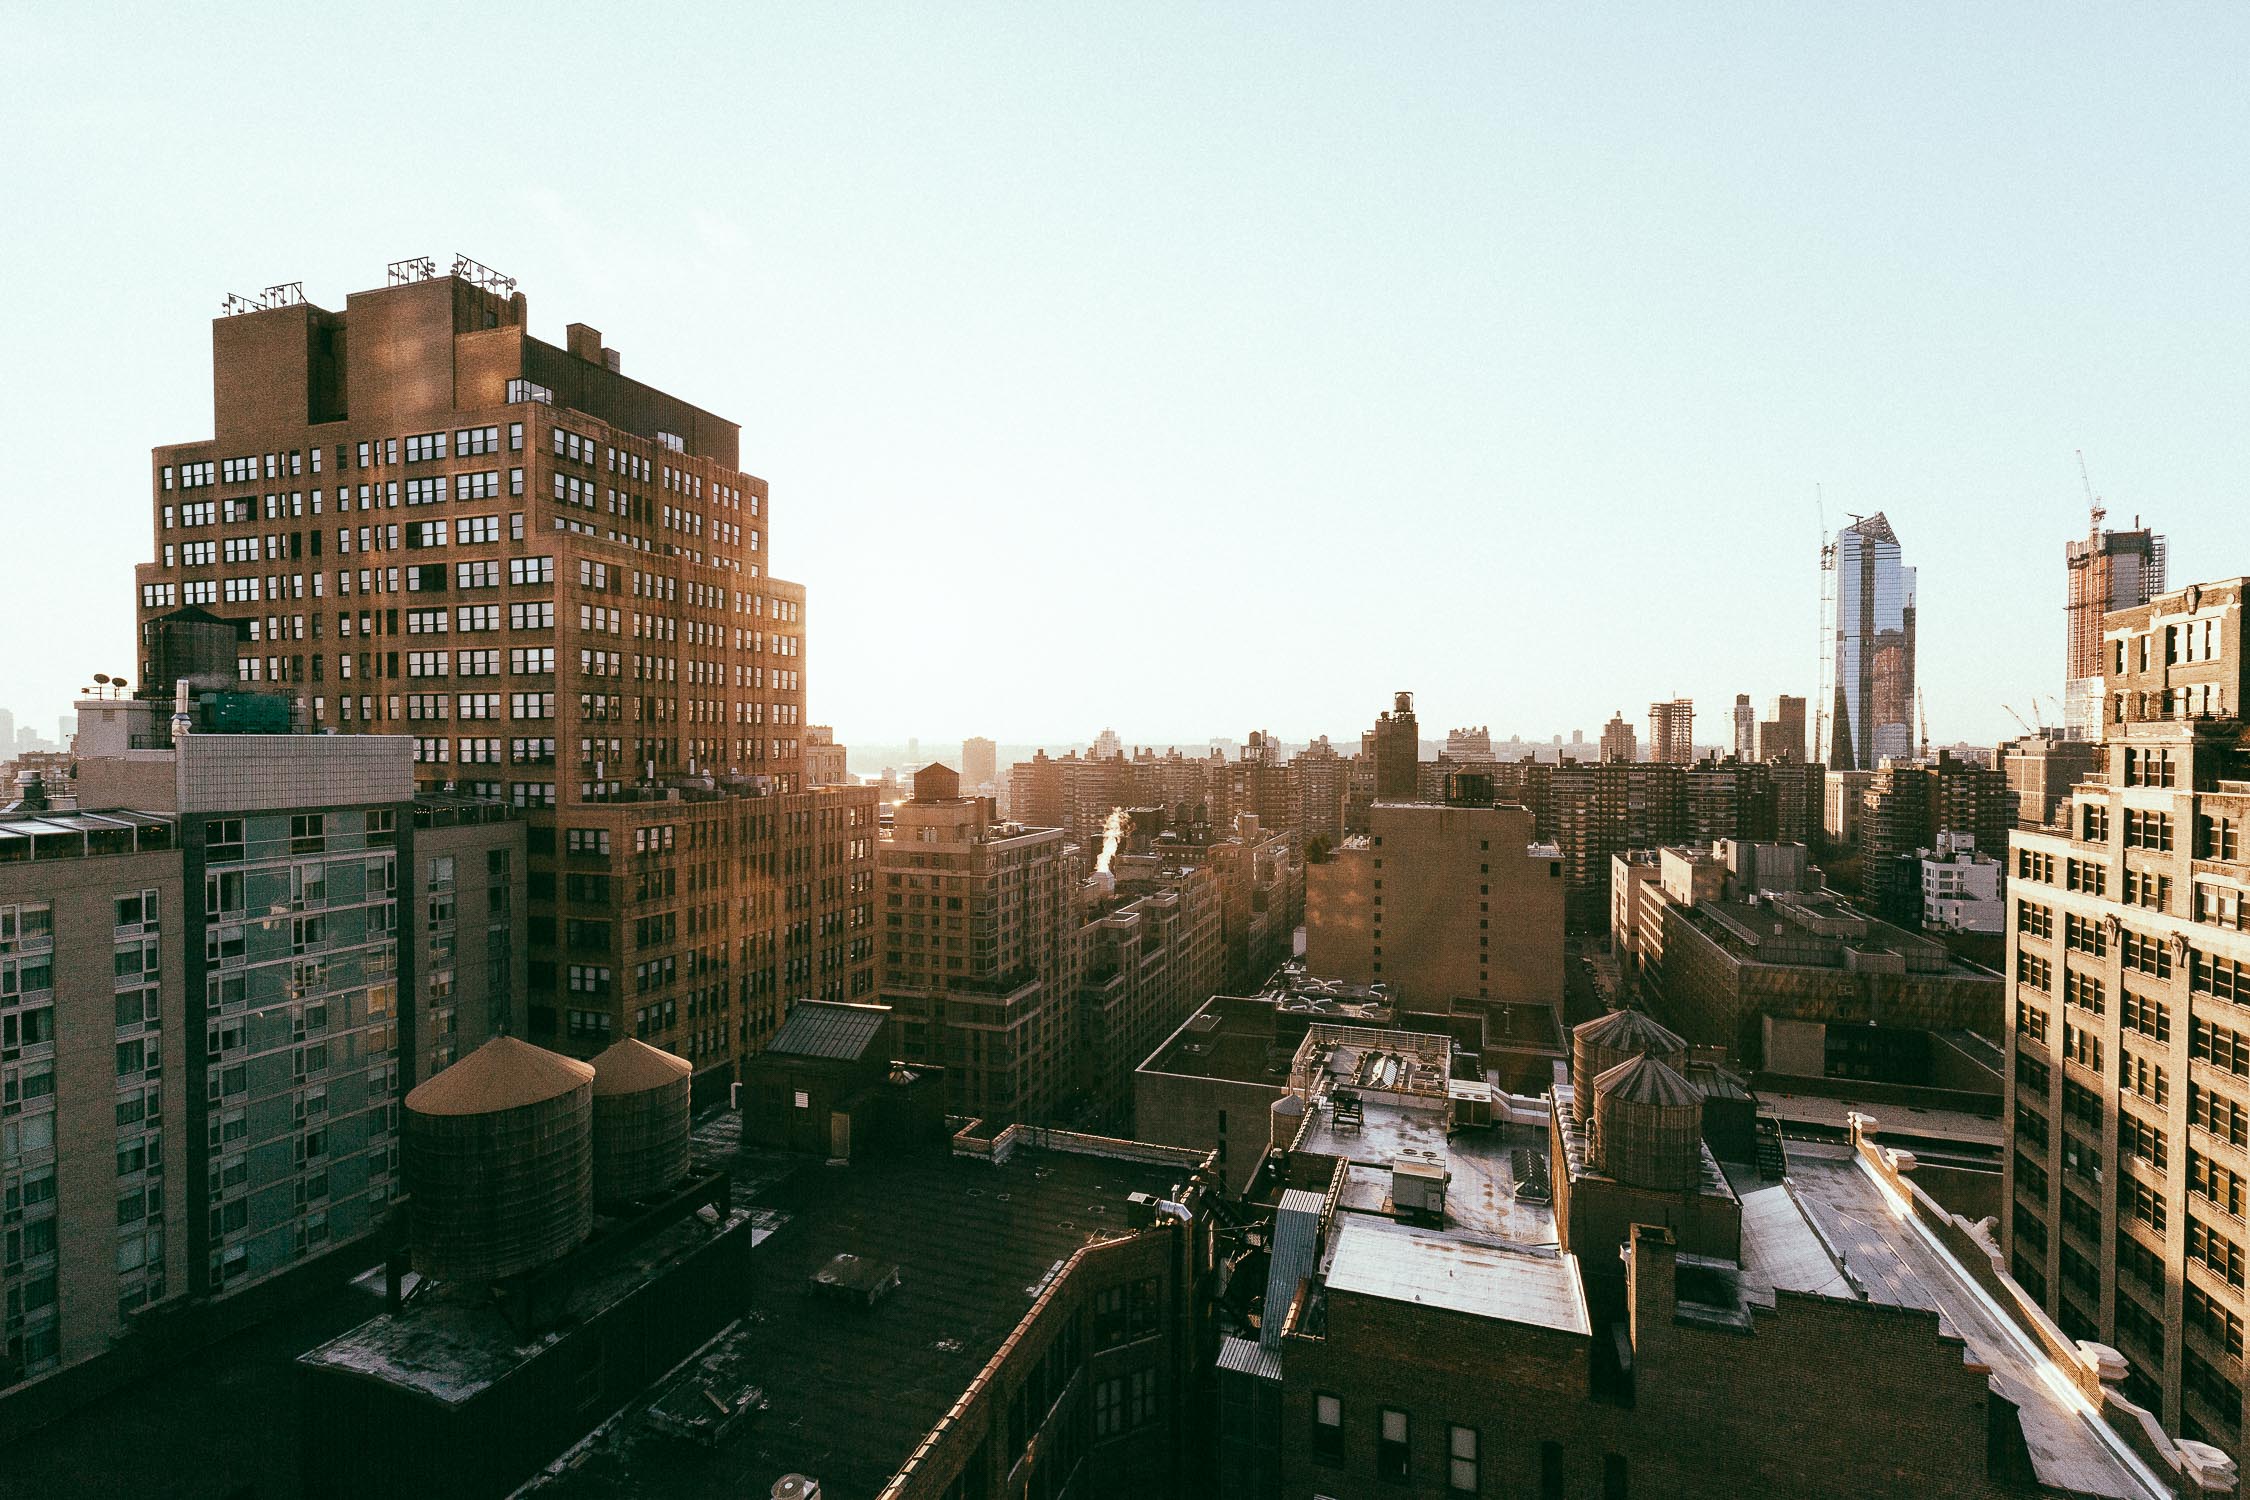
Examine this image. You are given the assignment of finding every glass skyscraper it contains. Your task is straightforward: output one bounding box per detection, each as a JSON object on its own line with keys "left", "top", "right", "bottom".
{"left": 1828, "top": 512, "right": 1916, "bottom": 771}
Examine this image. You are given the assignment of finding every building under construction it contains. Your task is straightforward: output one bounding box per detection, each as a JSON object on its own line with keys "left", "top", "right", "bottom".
{"left": 2063, "top": 510, "right": 2164, "bottom": 738}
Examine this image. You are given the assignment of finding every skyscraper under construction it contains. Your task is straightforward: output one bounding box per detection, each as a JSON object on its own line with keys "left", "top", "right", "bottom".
{"left": 2064, "top": 509, "right": 2165, "bottom": 739}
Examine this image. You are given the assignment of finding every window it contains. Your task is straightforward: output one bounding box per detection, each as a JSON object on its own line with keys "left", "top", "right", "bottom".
{"left": 1375, "top": 1408, "right": 1410, "bottom": 1482}
{"left": 2190, "top": 1217, "right": 2247, "bottom": 1288}
{"left": 1448, "top": 1426, "right": 1479, "bottom": 1494}
{"left": 1603, "top": 1452, "right": 1629, "bottom": 1500}
{"left": 2122, "top": 1111, "right": 2168, "bottom": 1171}
{"left": 1093, "top": 1376, "right": 1123, "bottom": 1439}
{"left": 2194, "top": 950, "right": 2250, "bottom": 1006}
{"left": 1127, "top": 1367, "right": 1160, "bottom": 1429}
{"left": 2120, "top": 927, "right": 2172, "bottom": 979}
{"left": 2125, "top": 809, "right": 2174, "bottom": 852}
{"left": 1313, "top": 1393, "right": 1343, "bottom": 1464}
{"left": 403, "top": 431, "right": 447, "bottom": 463}
{"left": 510, "top": 555, "right": 554, "bottom": 586}
{"left": 1540, "top": 1442, "right": 1564, "bottom": 1500}
{"left": 2123, "top": 1176, "right": 2167, "bottom": 1233}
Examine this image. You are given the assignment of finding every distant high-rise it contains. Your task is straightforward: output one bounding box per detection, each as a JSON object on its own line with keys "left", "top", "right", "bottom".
{"left": 1759, "top": 694, "right": 1808, "bottom": 764}
{"left": 1291, "top": 736, "right": 1348, "bottom": 846}
{"left": 1444, "top": 725, "right": 1493, "bottom": 760}
{"left": 1826, "top": 512, "right": 1917, "bottom": 772}
{"left": 2062, "top": 510, "right": 2164, "bottom": 738}
{"left": 1371, "top": 691, "right": 1419, "bottom": 799}
{"left": 962, "top": 735, "right": 997, "bottom": 790}
{"left": 0, "top": 708, "right": 13, "bottom": 755}
{"left": 1091, "top": 727, "right": 1123, "bottom": 760}
{"left": 1600, "top": 710, "right": 1637, "bottom": 764}
{"left": 803, "top": 724, "right": 848, "bottom": 786}
{"left": 1647, "top": 698, "right": 1694, "bottom": 765}
{"left": 1731, "top": 694, "right": 1755, "bottom": 759}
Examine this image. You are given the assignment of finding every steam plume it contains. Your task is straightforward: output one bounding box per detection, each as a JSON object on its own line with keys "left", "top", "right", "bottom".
{"left": 1097, "top": 808, "right": 1131, "bottom": 876}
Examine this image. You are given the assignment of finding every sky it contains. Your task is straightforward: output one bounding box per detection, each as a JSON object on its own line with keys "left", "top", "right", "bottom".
{"left": 3, "top": 5, "right": 2246, "bottom": 752}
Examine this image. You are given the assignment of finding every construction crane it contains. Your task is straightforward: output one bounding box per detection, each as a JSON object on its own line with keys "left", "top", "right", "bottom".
{"left": 2003, "top": 704, "right": 2036, "bottom": 737}
{"left": 1814, "top": 484, "right": 1835, "bottom": 768}
{"left": 2077, "top": 449, "right": 2105, "bottom": 531}
{"left": 1918, "top": 689, "right": 1930, "bottom": 761}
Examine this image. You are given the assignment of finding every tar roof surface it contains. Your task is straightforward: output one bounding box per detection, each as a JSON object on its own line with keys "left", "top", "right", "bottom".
{"left": 530, "top": 1142, "right": 1198, "bottom": 1500}
{"left": 765, "top": 1000, "right": 890, "bottom": 1062}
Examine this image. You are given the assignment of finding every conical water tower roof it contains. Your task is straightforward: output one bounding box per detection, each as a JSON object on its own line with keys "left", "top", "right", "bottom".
{"left": 590, "top": 1037, "right": 692, "bottom": 1097}
{"left": 1574, "top": 1007, "right": 1686, "bottom": 1056}
{"left": 405, "top": 1035, "right": 594, "bottom": 1117}
{"left": 1592, "top": 1053, "right": 1701, "bottom": 1108}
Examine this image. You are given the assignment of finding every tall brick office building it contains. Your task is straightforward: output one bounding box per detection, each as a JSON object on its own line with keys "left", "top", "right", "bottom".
{"left": 133, "top": 262, "right": 875, "bottom": 1078}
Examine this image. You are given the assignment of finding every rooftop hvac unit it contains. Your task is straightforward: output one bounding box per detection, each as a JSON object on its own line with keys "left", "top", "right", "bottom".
{"left": 1390, "top": 1158, "right": 1447, "bottom": 1222}
{"left": 773, "top": 1478, "right": 822, "bottom": 1500}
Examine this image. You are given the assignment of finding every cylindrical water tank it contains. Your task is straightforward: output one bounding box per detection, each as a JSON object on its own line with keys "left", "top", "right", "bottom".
{"left": 590, "top": 1037, "right": 693, "bottom": 1207}
{"left": 1590, "top": 1053, "right": 1703, "bottom": 1190}
{"left": 404, "top": 1036, "right": 595, "bottom": 1282}
{"left": 1269, "top": 1093, "right": 1307, "bottom": 1154}
{"left": 1570, "top": 1009, "right": 1687, "bottom": 1120}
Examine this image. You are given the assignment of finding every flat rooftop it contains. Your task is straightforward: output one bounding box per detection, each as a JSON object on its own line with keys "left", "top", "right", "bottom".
{"left": 1783, "top": 1144, "right": 2170, "bottom": 1500}
{"left": 299, "top": 1198, "right": 767, "bottom": 1407}
{"left": 1755, "top": 1087, "right": 2002, "bottom": 1151}
{"left": 1140, "top": 995, "right": 1297, "bottom": 1085}
{"left": 1299, "top": 1092, "right": 1559, "bottom": 1248}
{"left": 528, "top": 1139, "right": 1201, "bottom": 1500}
{"left": 1684, "top": 892, "right": 1995, "bottom": 979}
{"left": 1324, "top": 1217, "right": 1588, "bottom": 1334}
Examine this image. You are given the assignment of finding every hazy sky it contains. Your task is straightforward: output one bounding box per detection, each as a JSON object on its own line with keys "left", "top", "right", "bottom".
{"left": 4, "top": 6, "right": 2246, "bottom": 751}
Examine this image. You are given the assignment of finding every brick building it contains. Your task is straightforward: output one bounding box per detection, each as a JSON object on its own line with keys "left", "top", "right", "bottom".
{"left": 1305, "top": 802, "right": 1563, "bottom": 1018}
{"left": 2005, "top": 576, "right": 2250, "bottom": 1454}
{"left": 130, "top": 264, "right": 874, "bottom": 1078}
{"left": 882, "top": 765, "right": 1079, "bottom": 1122}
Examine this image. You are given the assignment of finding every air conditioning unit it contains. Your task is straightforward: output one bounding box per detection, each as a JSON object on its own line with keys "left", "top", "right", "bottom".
{"left": 1391, "top": 1158, "right": 1447, "bottom": 1221}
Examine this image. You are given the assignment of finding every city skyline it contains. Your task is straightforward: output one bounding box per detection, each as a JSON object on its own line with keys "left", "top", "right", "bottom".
{"left": 5, "top": 9, "right": 2250, "bottom": 748}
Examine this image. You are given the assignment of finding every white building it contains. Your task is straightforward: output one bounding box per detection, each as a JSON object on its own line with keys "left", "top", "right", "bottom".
{"left": 1919, "top": 831, "right": 2003, "bottom": 933}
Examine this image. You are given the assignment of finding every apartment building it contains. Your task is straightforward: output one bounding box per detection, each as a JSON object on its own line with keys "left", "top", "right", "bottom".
{"left": 2005, "top": 576, "right": 2250, "bottom": 1456}
{"left": 802, "top": 724, "right": 847, "bottom": 786}
{"left": 961, "top": 736, "right": 998, "bottom": 794}
{"left": 131, "top": 265, "right": 874, "bottom": 1078}
{"left": 882, "top": 765, "right": 1079, "bottom": 1121}
{"left": 1290, "top": 736, "right": 1349, "bottom": 850}
{"left": 1, "top": 721, "right": 524, "bottom": 1394}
